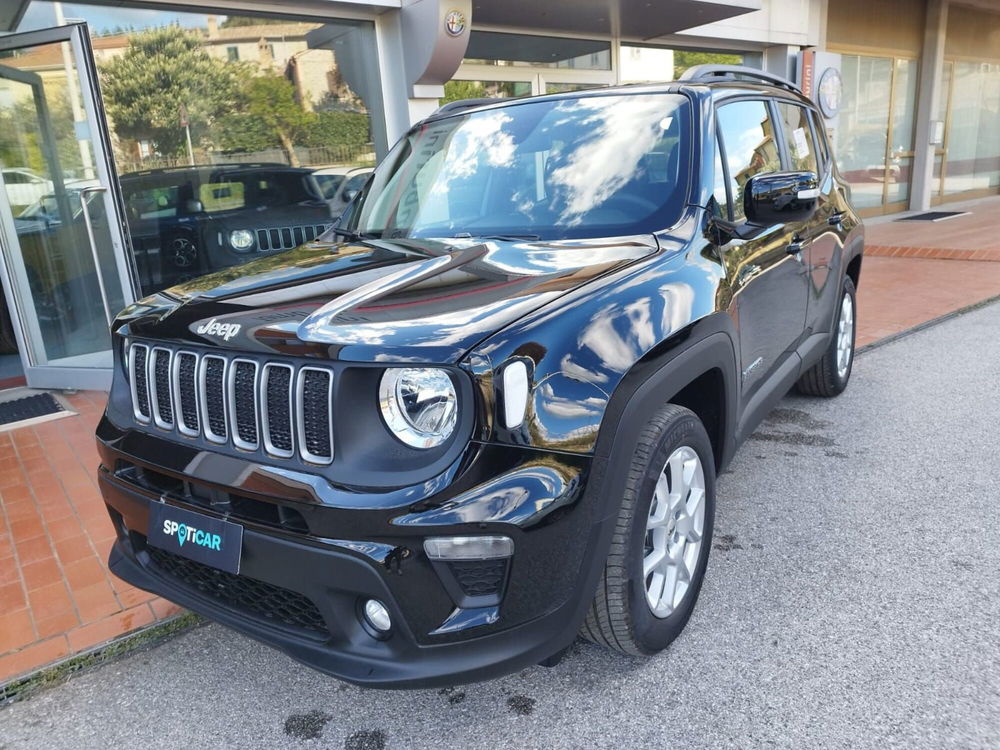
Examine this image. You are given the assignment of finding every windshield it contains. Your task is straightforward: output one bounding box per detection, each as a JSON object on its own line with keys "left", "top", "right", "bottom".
{"left": 346, "top": 92, "right": 691, "bottom": 241}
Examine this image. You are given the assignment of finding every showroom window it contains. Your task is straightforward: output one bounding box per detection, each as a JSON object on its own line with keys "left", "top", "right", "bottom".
{"left": 620, "top": 44, "right": 763, "bottom": 83}
{"left": 445, "top": 32, "right": 614, "bottom": 103}
{"left": 12, "top": 2, "right": 386, "bottom": 296}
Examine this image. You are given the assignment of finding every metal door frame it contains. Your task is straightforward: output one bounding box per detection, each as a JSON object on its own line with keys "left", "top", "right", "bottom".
{"left": 0, "top": 23, "right": 137, "bottom": 391}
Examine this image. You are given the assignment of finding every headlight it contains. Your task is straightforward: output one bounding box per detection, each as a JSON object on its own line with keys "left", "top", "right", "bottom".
{"left": 229, "top": 229, "right": 254, "bottom": 251}
{"left": 379, "top": 368, "right": 458, "bottom": 448}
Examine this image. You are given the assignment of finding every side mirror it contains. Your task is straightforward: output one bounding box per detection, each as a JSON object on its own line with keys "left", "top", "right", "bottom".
{"left": 744, "top": 171, "right": 819, "bottom": 226}
{"left": 185, "top": 199, "right": 204, "bottom": 214}
{"left": 342, "top": 188, "right": 359, "bottom": 203}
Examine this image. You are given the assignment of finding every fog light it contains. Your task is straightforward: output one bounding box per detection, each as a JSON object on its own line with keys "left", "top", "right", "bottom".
{"left": 424, "top": 535, "right": 513, "bottom": 561}
{"left": 362, "top": 599, "right": 391, "bottom": 633}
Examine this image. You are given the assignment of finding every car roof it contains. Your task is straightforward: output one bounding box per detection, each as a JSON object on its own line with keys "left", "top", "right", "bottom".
{"left": 312, "top": 166, "right": 372, "bottom": 176}
{"left": 120, "top": 164, "right": 312, "bottom": 182}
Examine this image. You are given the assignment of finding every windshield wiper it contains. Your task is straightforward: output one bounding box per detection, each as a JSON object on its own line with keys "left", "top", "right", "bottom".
{"left": 452, "top": 233, "right": 541, "bottom": 242}
{"left": 327, "top": 227, "right": 359, "bottom": 241}
{"left": 330, "top": 227, "right": 388, "bottom": 242}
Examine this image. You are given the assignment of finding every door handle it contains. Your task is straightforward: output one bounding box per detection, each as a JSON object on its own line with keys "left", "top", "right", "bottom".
{"left": 787, "top": 234, "right": 806, "bottom": 255}
{"left": 79, "top": 185, "right": 114, "bottom": 327}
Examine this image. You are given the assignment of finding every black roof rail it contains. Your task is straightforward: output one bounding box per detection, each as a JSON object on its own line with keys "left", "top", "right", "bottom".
{"left": 120, "top": 162, "right": 297, "bottom": 178}
{"left": 678, "top": 64, "right": 801, "bottom": 94}
{"left": 429, "top": 98, "right": 504, "bottom": 118}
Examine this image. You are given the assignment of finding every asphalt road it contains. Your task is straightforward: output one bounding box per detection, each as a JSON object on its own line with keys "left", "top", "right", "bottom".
{"left": 2, "top": 301, "right": 999, "bottom": 750}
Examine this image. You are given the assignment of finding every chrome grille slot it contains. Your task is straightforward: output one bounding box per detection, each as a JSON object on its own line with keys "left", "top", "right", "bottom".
{"left": 150, "top": 347, "right": 174, "bottom": 429}
{"left": 262, "top": 363, "right": 294, "bottom": 458}
{"left": 297, "top": 368, "right": 333, "bottom": 465}
{"left": 200, "top": 355, "right": 228, "bottom": 443}
{"left": 172, "top": 351, "right": 200, "bottom": 436}
{"left": 254, "top": 224, "right": 331, "bottom": 252}
{"left": 128, "top": 341, "right": 336, "bottom": 465}
{"left": 229, "top": 359, "right": 260, "bottom": 451}
{"left": 129, "top": 343, "right": 152, "bottom": 423}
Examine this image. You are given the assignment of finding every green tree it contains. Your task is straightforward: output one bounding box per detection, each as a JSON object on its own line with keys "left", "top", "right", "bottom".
{"left": 99, "top": 26, "right": 250, "bottom": 157}
{"left": 0, "top": 83, "right": 79, "bottom": 178}
{"left": 219, "top": 16, "right": 287, "bottom": 28}
{"left": 304, "top": 111, "right": 370, "bottom": 148}
{"left": 441, "top": 79, "right": 488, "bottom": 104}
{"left": 672, "top": 50, "right": 743, "bottom": 79}
{"left": 218, "top": 74, "right": 312, "bottom": 165}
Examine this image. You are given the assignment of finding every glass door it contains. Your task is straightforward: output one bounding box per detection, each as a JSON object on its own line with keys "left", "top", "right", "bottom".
{"left": 0, "top": 24, "right": 134, "bottom": 391}
{"left": 835, "top": 54, "right": 918, "bottom": 217}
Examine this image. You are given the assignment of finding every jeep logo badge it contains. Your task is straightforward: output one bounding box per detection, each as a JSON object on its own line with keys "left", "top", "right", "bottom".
{"left": 196, "top": 318, "right": 241, "bottom": 341}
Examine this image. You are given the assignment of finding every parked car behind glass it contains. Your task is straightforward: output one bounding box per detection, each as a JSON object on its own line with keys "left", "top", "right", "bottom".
{"left": 312, "top": 165, "right": 372, "bottom": 220}
{"left": 120, "top": 164, "right": 332, "bottom": 292}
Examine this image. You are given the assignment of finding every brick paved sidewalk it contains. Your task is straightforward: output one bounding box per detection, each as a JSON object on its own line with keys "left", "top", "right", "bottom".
{"left": 865, "top": 195, "right": 1000, "bottom": 263}
{"left": 0, "top": 392, "right": 182, "bottom": 685}
{"left": 2, "top": 198, "right": 999, "bottom": 688}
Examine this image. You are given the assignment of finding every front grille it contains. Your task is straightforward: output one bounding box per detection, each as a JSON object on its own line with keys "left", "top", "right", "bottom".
{"left": 298, "top": 368, "right": 332, "bottom": 464}
{"left": 174, "top": 352, "right": 199, "bottom": 435}
{"left": 130, "top": 345, "right": 151, "bottom": 422}
{"left": 230, "top": 360, "right": 259, "bottom": 450}
{"left": 202, "top": 356, "right": 228, "bottom": 442}
{"left": 151, "top": 348, "right": 173, "bottom": 428}
{"left": 255, "top": 224, "right": 329, "bottom": 252}
{"left": 262, "top": 364, "right": 293, "bottom": 457}
{"left": 146, "top": 546, "right": 328, "bottom": 636}
{"left": 127, "top": 342, "right": 334, "bottom": 463}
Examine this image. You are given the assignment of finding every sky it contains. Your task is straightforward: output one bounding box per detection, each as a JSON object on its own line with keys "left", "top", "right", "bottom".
{"left": 19, "top": 2, "right": 221, "bottom": 35}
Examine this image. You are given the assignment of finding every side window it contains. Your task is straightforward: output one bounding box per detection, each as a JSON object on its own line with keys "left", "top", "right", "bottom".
{"left": 809, "top": 109, "right": 831, "bottom": 169}
{"left": 716, "top": 100, "right": 781, "bottom": 221}
{"left": 199, "top": 181, "right": 246, "bottom": 213}
{"left": 712, "top": 133, "right": 730, "bottom": 220}
{"left": 777, "top": 102, "right": 820, "bottom": 174}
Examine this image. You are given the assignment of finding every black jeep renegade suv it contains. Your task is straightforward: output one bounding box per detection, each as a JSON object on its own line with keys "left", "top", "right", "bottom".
{"left": 96, "top": 66, "right": 863, "bottom": 688}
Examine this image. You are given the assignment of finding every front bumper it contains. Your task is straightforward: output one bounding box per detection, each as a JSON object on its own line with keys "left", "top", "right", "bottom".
{"left": 97, "top": 417, "right": 609, "bottom": 688}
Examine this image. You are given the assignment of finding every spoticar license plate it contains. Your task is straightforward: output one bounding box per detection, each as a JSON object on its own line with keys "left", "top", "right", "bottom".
{"left": 147, "top": 502, "right": 243, "bottom": 574}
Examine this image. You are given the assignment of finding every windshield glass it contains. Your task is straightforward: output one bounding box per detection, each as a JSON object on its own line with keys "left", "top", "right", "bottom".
{"left": 346, "top": 92, "right": 691, "bottom": 241}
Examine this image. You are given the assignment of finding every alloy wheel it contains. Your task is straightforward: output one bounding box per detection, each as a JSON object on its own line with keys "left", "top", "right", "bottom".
{"left": 836, "top": 292, "right": 854, "bottom": 379}
{"left": 643, "top": 445, "right": 706, "bottom": 618}
{"left": 169, "top": 236, "right": 198, "bottom": 269}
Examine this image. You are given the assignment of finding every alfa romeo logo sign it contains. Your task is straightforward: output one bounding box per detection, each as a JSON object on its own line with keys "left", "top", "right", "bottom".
{"left": 445, "top": 9, "right": 466, "bottom": 36}
{"left": 817, "top": 67, "right": 843, "bottom": 119}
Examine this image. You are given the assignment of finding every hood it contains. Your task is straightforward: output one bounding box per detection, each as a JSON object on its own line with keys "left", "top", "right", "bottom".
{"left": 121, "top": 235, "right": 659, "bottom": 364}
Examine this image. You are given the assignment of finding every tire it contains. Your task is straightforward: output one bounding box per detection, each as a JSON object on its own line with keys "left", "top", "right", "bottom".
{"left": 0, "top": 285, "right": 18, "bottom": 354}
{"left": 581, "top": 404, "right": 716, "bottom": 656}
{"left": 796, "top": 276, "right": 856, "bottom": 397}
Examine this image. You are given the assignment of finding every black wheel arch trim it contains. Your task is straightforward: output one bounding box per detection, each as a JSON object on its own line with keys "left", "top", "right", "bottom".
{"left": 593, "top": 324, "right": 739, "bottom": 483}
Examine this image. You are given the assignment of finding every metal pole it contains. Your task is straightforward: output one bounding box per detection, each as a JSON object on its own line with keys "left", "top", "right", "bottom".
{"left": 54, "top": 2, "right": 95, "bottom": 180}
{"left": 185, "top": 123, "right": 195, "bottom": 165}
{"left": 79, "top": 186, "right": 114, "bottom": 327}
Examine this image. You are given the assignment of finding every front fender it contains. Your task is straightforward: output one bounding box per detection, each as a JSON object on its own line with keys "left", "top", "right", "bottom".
{"left": 467, "top": 218, "right": 735, "bottom": 457}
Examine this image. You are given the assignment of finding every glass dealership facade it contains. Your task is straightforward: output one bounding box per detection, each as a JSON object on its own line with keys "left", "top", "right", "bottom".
{"left": 828, "top": 0, "right": 1000, "bottom": 216}
{"left": 0, "top": 0, "right": 998, "bottom": 389}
